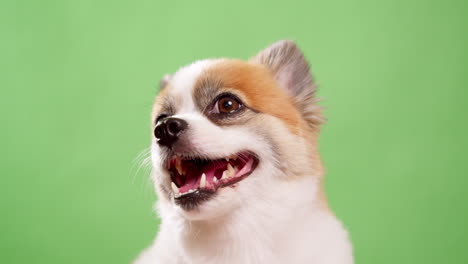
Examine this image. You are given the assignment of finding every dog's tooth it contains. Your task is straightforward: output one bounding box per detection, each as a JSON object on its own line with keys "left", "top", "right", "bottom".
{"left": 200, "top": 173, "right": 206, "bottom": 188}
{"left": 171, "top": 182, "right": 179, "bottom": 195}
{"left": 176, "top": 166, "right": 183, "bottom": 176}
{"left": 227, "top": 163, "right": 236, "bottom": 177}
{"left": 221, "top": 170, "right": 228, "bottom": 180}
{"left": 213, "top": 177, "right": 218, "bottom": 183}
{"left": 175, "top": 158, "right": 183, "bottom": 175}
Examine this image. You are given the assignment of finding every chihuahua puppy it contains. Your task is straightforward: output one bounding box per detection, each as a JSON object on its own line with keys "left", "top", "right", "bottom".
{"left": 135, "top": 40, "right": 353, "bottom": 264}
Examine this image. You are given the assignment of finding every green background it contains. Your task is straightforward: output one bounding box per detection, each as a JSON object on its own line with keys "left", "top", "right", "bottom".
{"left": 1, "top": 0, "right": 467, "bottom": 263}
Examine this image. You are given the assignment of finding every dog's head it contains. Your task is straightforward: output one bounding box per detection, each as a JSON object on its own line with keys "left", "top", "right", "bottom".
{"left": 150, "top": 40, "right": 325, "bottom": 220}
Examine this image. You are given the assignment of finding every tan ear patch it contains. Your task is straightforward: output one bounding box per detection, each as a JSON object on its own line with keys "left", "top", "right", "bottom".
{"left": 195, "top": 60, "right": 305, "bottom": 134}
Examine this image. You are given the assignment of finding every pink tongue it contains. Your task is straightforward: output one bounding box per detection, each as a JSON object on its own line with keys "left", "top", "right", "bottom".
{"left": 180, "top": 175, "right": 199, "bottom": 193}
{"left": 179, "top": 162, "right": 221, "bottom": 193}
{"left": 178, "top": 156, "right": 254, "bottom": 193}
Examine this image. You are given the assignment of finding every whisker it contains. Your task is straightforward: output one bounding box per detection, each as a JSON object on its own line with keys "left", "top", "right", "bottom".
{"left": 131, "top": 147, "right": 152, "bottom": 184}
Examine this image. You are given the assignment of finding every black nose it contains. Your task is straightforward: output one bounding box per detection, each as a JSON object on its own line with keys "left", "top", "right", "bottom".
{"left": 154, "top": 117, "right": 188, "bottom": 147}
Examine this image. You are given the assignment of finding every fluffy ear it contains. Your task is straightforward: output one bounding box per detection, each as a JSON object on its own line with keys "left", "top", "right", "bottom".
{"left": 250, "top": 40, "right": 323, "bottom": 127}
{"left": 159, "top": 74, "right": 172, "bottom": 90}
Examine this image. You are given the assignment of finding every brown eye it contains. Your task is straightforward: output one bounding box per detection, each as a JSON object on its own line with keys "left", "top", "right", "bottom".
{"left": 212, "top": 95, "right": 242, "bottom": 114}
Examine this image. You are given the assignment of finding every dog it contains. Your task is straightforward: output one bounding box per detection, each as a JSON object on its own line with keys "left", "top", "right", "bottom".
{"left": 135, "top": 40, "right": 353, "bottom": 264}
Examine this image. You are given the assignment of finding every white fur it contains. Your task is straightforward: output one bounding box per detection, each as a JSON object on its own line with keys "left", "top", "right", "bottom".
{"left": 168, "top": 59, "right": 220, "bottom": 114}
{"left": 135, "top": 60, "right": 353, "bottom": 264}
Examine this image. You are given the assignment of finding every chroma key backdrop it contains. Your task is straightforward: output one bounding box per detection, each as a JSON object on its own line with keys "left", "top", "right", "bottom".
{"left": 1, "top": 0, "right": 467, "bottom": 263}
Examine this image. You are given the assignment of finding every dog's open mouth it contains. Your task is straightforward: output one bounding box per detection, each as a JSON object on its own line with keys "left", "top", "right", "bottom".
{"left": 167, "top": 152, "right": 259, "bottom": 209}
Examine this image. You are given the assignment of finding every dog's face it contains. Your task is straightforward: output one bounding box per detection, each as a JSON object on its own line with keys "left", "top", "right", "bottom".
{"left": 150, "top": 41, "right": 324, "bottom": 220}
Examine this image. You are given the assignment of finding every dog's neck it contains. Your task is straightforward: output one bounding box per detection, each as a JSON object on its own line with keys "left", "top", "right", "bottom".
{"left": 164, "top": 175, "right": 326, "bottom": 263}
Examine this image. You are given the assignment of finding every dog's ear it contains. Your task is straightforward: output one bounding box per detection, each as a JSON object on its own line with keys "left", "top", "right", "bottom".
{"left": 159, "top": 74, "right": 172, "bottom": 90}
{"left": 250, "top": 40, "right": 323, "bottom": 127}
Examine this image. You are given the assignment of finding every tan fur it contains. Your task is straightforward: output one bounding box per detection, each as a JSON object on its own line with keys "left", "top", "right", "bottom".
{"left": 196, "top": 60, "right": 304, "bottom": 134}
{"left": 250, "top": 40, "right": 325, "bottom": 129}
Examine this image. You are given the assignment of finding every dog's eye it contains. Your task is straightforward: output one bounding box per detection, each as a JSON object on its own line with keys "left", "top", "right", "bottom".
{"left": 155, "top": 114, "right": 168, "bottom": 124}
{"left": 212, "top": 95, "right": 242, "bottom": 114}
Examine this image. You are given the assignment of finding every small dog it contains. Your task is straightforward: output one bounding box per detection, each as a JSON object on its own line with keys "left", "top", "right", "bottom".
{"left": 135, "top": 40, "right": 353, "bottom": 264}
